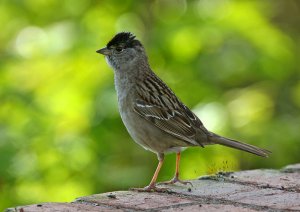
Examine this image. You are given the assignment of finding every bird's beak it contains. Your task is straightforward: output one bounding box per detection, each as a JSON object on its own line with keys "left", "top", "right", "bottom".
{"left": 96, "top": 47, "right": 111, "bottom": 56}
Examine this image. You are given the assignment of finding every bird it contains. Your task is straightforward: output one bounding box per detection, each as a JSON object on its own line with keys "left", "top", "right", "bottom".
{"left": 96, "top": 32, "right": 270, "bottom": 191}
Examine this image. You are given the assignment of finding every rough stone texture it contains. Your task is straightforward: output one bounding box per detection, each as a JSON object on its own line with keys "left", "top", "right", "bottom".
{"left": 222, "top": 169, "right": 300, "bottom": 191}
{"left": 161, "top": 204, "right": 259, "bottom": 212}
{"left": 282, "top": 163, "right": 300, "bottom": 173}
{"left": 5, "top": 203, "right": 122, "bottom": 212}
{"left": 6, "top": 163, "right": 300, "bottom": 212}
{"left": 76, "top": 191, "right": 194, "bottom": 210}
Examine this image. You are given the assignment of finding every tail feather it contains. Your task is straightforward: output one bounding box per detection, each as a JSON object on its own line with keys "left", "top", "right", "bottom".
{"left": 210, "top": 134, "right": 271, "bottom": 157}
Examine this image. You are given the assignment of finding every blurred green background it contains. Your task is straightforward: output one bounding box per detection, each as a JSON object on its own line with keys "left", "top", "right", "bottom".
{"left": 1, "top": 0, "right": 300, "bottom": 209}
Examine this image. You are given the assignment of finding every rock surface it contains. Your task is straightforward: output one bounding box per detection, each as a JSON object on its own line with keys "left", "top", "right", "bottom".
{"left": 6, "top": 164, "right": 300, "bottom": 211}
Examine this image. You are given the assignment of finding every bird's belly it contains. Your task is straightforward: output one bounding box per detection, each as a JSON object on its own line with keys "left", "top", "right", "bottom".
{"left": 119, "top": 105, "right": 186, "bottom": 154}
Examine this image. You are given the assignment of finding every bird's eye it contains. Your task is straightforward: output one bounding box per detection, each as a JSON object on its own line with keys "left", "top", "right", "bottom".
{"left": 116, "top": 47, "right": 123, "bottom": 52}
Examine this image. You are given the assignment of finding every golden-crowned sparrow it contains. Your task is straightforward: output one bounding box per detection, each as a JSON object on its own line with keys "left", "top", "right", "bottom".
{"left": 96, "top": 32, "right": 270, "bottom": 191}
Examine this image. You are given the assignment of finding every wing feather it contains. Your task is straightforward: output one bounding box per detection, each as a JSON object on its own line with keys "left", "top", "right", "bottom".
{"left": 134, "top": 73, "right": 206, "bottom": 146}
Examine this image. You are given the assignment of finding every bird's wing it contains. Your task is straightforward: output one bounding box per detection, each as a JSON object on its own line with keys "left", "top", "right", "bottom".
{"left": 134, "top": 73, "right": 207, "bottom": 146}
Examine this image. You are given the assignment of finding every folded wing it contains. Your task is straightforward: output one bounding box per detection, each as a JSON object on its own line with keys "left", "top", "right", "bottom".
{"left": 134, "top": 73, "right": 209, "bottom": 146}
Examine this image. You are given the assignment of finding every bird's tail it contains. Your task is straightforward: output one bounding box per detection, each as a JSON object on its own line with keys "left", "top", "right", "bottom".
{"left": 209, "top": 133, "right": 271, "bottom": 157}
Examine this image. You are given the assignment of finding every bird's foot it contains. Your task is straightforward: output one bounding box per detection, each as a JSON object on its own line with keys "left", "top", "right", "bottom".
{"left": 157, "top": 177, "right": 193, "bottom": 187}
{"left": 130, "top": 184, "right": 169, "bottom": 192}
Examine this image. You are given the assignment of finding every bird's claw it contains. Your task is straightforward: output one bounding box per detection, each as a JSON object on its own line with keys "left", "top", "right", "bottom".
{"left": 157, "top": 177, "right": 193, "bottom": 187}
{"left": 130, "top": 184, "right": 169, "bottom": 192}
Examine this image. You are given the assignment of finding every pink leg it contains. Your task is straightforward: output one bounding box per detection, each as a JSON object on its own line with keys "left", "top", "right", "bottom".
{"left": 131, "top": 154, "right": 168, "bottom": 192}
{"left": 158, "top": 152, "right": 192, "bottom": 186}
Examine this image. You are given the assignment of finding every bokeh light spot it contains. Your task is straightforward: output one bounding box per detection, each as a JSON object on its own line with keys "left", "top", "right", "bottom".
{"left": 169, "top": 28, "right": 202, "bottom": 61}
{"left": 227, "top": 88, "right": 274, "bottom": 127}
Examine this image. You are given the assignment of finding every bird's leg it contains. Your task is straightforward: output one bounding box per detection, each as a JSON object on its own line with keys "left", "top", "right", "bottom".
{"left": 158, "top": 152, "right": 192, "bottom": 186}
{"left": 131, "top": 153, "right": 167, "bottom": 192}
{"left": 143, "top": 157, "right": 164, "bottom": 191}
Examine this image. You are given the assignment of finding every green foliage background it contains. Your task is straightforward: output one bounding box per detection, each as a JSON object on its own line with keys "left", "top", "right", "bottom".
{"left": 1, "top": 0, "right": 300, "bottom": 209}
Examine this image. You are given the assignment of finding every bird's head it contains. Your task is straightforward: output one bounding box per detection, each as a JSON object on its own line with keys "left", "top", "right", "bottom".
{"left": 97, "top": 32, "right": 146, "bottom": 70}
